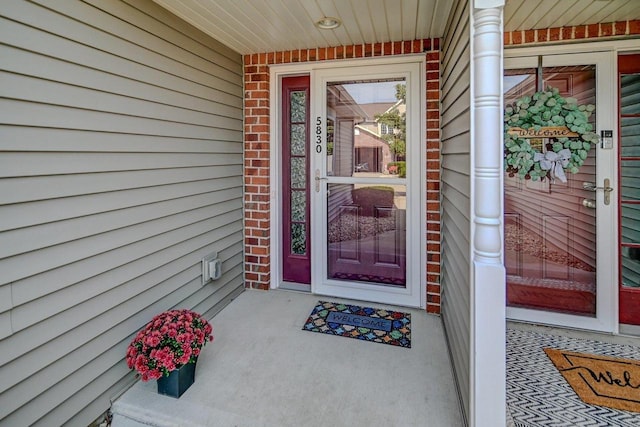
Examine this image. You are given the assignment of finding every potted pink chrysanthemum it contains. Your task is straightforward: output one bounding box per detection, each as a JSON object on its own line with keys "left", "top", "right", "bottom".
{"left": 126, "top": 309, "right": 214, "bottom": 397}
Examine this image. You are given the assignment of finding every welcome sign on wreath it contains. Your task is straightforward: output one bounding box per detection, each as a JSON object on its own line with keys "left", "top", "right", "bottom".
{"left": 504, "top": 86, "right": 597, "bottom": 183}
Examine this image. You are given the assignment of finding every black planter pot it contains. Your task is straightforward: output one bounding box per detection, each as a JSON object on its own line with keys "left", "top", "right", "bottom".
{"left": 156, "top": 361, "right": 196, "bottom": 398}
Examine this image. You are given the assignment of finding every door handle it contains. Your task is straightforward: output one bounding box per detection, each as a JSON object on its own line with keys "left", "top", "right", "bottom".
{"left": 315, "top": 169, "right": 327, "bottom": 192}
{"left": 582, "top": 178, "right": 613, "bottom": 205}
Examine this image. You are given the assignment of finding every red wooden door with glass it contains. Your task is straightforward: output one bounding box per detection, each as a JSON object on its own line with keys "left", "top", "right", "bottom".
{"left": 282, "top": 76, "right": 311, "bottom": 284}
{"left": 618, "top": 54, "right": 640, "bottom": 325}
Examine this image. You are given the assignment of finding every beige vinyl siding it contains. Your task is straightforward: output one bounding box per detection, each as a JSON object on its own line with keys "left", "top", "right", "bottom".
{"left": 440, "top": 0, "right": 471, "bottom": 423}
{"left": 0, "top": 0, "right": 244, "bottom": 425}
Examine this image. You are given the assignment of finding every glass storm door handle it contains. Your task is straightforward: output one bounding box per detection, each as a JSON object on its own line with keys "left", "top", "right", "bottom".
{"left": 582, "top": 178, "right": 613, "bottom": 205}
{"left": 315, "top": 169, "right": 327, "bottom": 192}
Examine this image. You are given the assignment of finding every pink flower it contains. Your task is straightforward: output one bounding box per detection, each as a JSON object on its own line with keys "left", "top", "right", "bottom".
{"left": 126, "top": 346, "right": 136, "bottom": 358}
{"left": 134, "top": 355, "right": 149, "bottom": 373}
{"left": 177, "top": 332, "right": 194, "bottom": 344}
{"left": 163, "top": 360, "right": 176, "bottom": 372}
{"left": 144, "top": 334, "right": 161, "bottom": 348}
{"left": 177, "top": 345, "right": 192, "bottom": 365}
{"left": 146, "top": 369, "right": 162, "bottom": 381}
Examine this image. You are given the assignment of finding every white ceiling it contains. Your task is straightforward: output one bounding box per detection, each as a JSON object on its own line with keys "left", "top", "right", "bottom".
{"left": 504, "top": 0, "right": 640, "bottom": 33}
{"left": 154, "top": 0, "right": 640, "bottom": 55}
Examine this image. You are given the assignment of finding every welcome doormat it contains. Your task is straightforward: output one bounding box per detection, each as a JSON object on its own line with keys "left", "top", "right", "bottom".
{"left": 545, "top": 348, "right": 640, "bottom": 413}
{"left": 302, "top": 301, "right": 411, "bottom": 348}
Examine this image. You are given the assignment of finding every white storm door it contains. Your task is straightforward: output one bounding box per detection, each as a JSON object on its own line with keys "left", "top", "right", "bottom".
{"left": 310, "top": 62, "right": 424, "bottom": 308}
{"left": 504, "top": 51, "right": 616, "bottom": 332}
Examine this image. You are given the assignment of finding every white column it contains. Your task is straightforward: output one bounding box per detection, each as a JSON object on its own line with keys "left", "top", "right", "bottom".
{"left": 470, "top": 1, "right": 506, "bottom": 427}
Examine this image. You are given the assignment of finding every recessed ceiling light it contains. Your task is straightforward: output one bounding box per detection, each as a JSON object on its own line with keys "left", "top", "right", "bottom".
{"left": 315, "top": 17, "right": 341, "bottom": 30}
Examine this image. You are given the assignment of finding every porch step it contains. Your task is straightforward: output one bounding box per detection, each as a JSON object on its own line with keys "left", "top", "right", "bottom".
{"left": 111, "top": 387, "right": 265, "bottom": 427}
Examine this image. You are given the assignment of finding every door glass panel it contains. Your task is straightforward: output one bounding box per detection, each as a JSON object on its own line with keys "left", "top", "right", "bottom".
{"left": 290, "top": 157, "right": 306, "bottom": 189}
{"left": 291, "top": 190, "right": 306, "bottom": 222}
{"left": 621, "top": 160, "right": 640, "bottom": 201}
{"left": 291, "top": 124, "right": 306, "bottom": 156}
{"left": 327, "top": 183, "right": 406, "bottom": 286}
{"left": 621, "top": 117, "right": 640, "bottom": 157}
{"left": 290, "top": 91, "right": 306, "bottom": 122}
{"left": 621, "top": 74, "right": 640, "bottom": 114}
{"left": 620, "top": 71, "right": 640, "bottom": 292}
{"left": 621, "top": 247, "right": 640, "bottom": 288}
{"left": 324, "top": 78, "right": 407, "bottom": 288}
{"left": 326, "top": 79, "right": 406, "bottom": 178}
{"left": 291, "top": 223, "right": 306, "bottom": 255}
{"left": 289, "top": 90, "right": 308, "bottom": 256}
{"left": 504, "top": 65, "right": 597, "bottom": 316}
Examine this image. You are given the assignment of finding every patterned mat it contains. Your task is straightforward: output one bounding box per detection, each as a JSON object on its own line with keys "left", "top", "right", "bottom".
{"left": 302, "top": 301, "right": 411, "bottom": 348}
{"left": 507, "top": 328, "right": 640, "bottom": 426}
{"left": 545, "top": 348, "right": 640, "bottom": 413}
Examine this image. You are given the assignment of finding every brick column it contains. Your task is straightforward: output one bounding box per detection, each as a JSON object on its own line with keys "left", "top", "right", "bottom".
{"left": 426, "top": 43, "right": 442, "bottom": 313}
{"left": 243, "top": 54, "right": 271, "bottom": 290}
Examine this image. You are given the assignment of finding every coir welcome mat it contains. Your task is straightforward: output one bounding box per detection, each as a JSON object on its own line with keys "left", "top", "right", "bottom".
{"left": 545, "top": 348, "right": 640, "bottom": 413}
{"left": 302, "top": 301, "right": 411, "bottom": 348}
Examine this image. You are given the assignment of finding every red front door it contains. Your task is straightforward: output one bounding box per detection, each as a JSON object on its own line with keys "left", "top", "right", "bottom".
{"left": 618, "top": 54, "right": 640, "bottom": 325}
{"left": 281, "top": 76, "right": 312, "bottom": 284}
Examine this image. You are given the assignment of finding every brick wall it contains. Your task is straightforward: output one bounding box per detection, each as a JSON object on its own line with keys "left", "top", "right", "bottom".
{"left": 504, "top": 19, "right": 640, "bottom": 45}
{"left": 243, "top": 40, "right": 443, "bottom": 313}
{"left": 425, "top": 49, "right": 441, "bottom": 313}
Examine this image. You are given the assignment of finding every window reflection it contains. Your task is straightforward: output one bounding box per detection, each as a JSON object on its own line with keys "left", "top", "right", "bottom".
{"left": 326, "top": 79, "right": 407, "bottom": 178}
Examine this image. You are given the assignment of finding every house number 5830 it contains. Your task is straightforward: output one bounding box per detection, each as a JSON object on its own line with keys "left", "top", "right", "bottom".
{"left": 315, "top": 117, "right": 322, "bottom": 153}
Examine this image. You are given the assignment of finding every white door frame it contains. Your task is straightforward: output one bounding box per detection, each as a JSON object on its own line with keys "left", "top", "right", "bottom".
{"left": 504, "top": 48, "right": 618, "bottom": 333}
{"left": 269, "top": 56, "right": 426, "bottom": 308}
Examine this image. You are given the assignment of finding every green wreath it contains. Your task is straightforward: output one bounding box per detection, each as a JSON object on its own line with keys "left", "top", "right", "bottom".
{"left": 504, "top": 87, "right": 597, "bottom": 182}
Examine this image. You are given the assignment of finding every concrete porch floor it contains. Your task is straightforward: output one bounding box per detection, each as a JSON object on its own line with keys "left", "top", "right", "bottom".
{"left": 111, "top": 289, "right": 464, "bottom": 427}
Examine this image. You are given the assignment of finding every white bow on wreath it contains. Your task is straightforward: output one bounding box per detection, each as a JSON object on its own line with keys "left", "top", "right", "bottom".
{"left": 533, "top": 149, "right": 571, "bottom": 183}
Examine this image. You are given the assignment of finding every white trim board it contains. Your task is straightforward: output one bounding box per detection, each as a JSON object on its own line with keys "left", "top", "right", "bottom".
{"left": 505, "top": 38, "right": 640, "bottom": 58}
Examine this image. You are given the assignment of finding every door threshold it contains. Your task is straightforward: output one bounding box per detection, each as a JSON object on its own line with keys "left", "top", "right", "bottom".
{"left": 619, "top": 323, "right": 640, "bottom": 337}
{"left": 279, "top": 282, "right": 311, "bottom": 292}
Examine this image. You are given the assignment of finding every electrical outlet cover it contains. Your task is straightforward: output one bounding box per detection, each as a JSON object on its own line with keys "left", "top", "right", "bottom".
{"left": 201, "top": 252, "right": 218, "bottom": 285}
